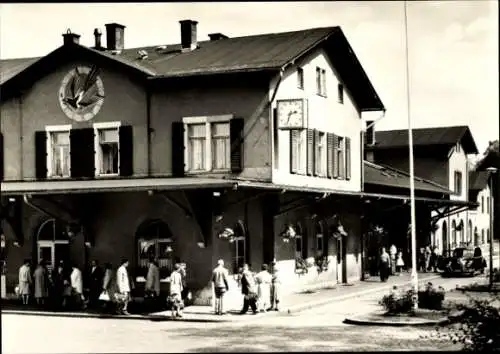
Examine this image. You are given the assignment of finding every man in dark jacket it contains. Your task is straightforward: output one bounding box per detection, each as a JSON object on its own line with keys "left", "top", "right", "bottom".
{"left": 239, "top": 263, "right": 258, "bottom": 315}
{"left": 86, "top": 260, "right": 103, "bottom": 309}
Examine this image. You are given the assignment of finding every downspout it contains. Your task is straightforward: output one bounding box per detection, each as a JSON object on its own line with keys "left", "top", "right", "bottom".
{"left": 146, "top": 83, "right": 152, "bottom": 176}
{"left": 269, "top": 67, "right": 285, "bottom": 172}
{"left": 18, "top": 95, "right": 24, "bottom": 179}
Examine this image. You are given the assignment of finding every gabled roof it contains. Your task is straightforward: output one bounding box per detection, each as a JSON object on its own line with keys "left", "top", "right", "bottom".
{"left": 469, "top": 171, "right": 490, "bottom": 191}
{"left": 368, "top": 126, "right": 478, "bottom": 154}
{"left": 0, "top": 26, "right": 384, "bottom": 111}
{"left": 364, "top": 160, "right": 452, "bottom": 195}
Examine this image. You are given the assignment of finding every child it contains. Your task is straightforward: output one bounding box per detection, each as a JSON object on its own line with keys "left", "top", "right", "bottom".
{"left": 396, "top": 251, "right": 405, "bottom": 274}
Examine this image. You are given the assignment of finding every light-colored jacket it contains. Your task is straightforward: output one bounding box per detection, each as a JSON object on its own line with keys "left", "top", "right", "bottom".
{"left": 70, "top": 267, "right": 83, "bottom": 294}
{"left": 117, "top": 265, "right": 130, "bottom": 293}
{"left": 145, "top": 263, "right": 160, "bottom": 295}
{"left": 212, "top": 265, "right": 229, "bottom": 289}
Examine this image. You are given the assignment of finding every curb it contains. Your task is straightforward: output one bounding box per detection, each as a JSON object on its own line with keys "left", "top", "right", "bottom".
{"left": 283, "top": 274, "right": 441, "bottom": 314}
{"left": 343, "top": 314, "right": 448, "bottom": 327}
{"left": 0, "top": 309, "right": 170, "bottom": 321}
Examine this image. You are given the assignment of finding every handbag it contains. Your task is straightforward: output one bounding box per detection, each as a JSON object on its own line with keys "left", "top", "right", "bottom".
{"left": 99, "top": 290, "right": 110, "bottom": 302}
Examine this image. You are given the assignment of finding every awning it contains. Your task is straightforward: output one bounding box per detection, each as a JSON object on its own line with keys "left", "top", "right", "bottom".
{"left": 235, "top": 180, "right": 477, "bottom": 208}
{"left": 0, "top": 177, "right": 236, "bottom": 195}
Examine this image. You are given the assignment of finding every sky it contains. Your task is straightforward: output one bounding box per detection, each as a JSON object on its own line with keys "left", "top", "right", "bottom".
{"left": 0, "top": 1, "right": 498, "bottom": 155}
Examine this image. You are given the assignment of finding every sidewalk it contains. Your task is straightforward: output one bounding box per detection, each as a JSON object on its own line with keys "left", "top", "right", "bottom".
{"left": 1, "top": 272, "right": 441, "bottom": 322}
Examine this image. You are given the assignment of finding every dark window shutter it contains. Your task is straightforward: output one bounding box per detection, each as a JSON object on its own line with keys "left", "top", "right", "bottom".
{"left": 313, "top": 129, "right": 320, "bottom": 176}
{"left": 332, "top": 134, "right": 339, "bottom": 178}
{"left": 290, "top": 130, "right": 299, "bottom": 174}
{"left": 70, "top": 128, "right": 95, "bottom": 178}
{"left": 35, "top": 131, "right": 47, "bottom": 180}
{"left": 306, "top": 129, "right": 314, "bottom": 176}
{"left": 119, "top": 125, "right": 133, "bottom": 177}
{"left": 339, "top": 137, "right": 345, "bottom": 179}
{"left": 171, "top": 122, "right": 185, "bottom": 177}
{"left": 327, "top": 133, "right": 334, "bottom": 179}
{"left": 0, "top": 132, "right": 4, "bottom": 181}
{"left": 346, "top": 137, "right": 351, "bottom": 180}
{"left": 230, "top": 118, "right": 244, "bottom": 173}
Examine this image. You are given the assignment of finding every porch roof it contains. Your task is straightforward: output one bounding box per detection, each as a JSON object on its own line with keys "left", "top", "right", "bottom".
{"left": 235, "top": 180, "right": 477, "bottom": 208}
{"left": 0, "top": 177, "right": 236, "bottom": 195}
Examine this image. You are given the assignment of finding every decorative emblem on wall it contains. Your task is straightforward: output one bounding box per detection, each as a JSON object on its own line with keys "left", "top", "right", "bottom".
{"left": 58, "top": 65, "right": 105, "bottom": 122}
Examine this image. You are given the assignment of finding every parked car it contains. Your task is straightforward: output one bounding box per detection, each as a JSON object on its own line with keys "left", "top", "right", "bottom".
{"left": 442, "top": 247, "right": 487, "bottom": 277}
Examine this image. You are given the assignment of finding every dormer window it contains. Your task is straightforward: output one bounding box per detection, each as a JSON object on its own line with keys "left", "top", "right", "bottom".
{"left": 297, "top": 67, "right": 304, "bottom": 89}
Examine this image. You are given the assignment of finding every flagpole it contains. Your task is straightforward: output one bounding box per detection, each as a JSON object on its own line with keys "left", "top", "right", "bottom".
{"left": 404, "top": 0, "right": 419, "bottom": 310}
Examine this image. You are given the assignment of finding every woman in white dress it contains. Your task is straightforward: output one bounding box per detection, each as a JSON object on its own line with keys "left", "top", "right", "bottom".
{"left": 255, "top": 264, "right": 272, "bottom": 313}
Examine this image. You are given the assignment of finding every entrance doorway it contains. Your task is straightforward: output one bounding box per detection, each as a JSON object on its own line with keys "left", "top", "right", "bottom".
{"left": 336, "top": 236, "right": 347, "bottom": 283}
{"left": 36, "top": 219, "right": 70, "bottom": 270}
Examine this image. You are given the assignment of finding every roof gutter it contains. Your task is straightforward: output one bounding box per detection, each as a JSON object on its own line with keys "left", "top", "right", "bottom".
{"left": 147, "top": 67, "right": 279, "bottom": 80}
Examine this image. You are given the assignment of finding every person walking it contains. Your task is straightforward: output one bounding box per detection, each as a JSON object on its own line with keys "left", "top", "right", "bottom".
{"left": 86, "top": 260, "right": 103, "bottom": 309}
{"left": 116, "top": 259, "right": 131, "bottom": 315}
{"left": 239, "top": 264, "right": 258, "bottom": 315}
{"left": 18, "top": 259, "right": 32, "bottom": 305}
{"left": 101, "top": 263, "right": 117, "bottom": 313}
{"left": 51, "top": 261, "right": 68, "bottom": 309}
{"left": 70, "top": 264, "right": 85, "bottom": 310}
{"left": 255, "top": 264, "right": 272, "bottom": 313}
{"left": 270, "top": 261, "right": 281, "bottom": 311}
{"left": 395, "top": 251, "right": 405, "bottom": 275}
{"left": 169, "top": 263, "right": 184, "bottom": 319}
{"left": 33, "top": 260, "right": 49, "bottom": 307}
{"left": 211, "top": 259, "right": 229, "bottom": 315}
{"left": 424, "top": 246, "right": 432, "bottom": 272}
{"left": 145, "top": 258, "right": 160, "bottom": 310}
{"left": 379, "top": 248, "right": 390, "bottom": 282}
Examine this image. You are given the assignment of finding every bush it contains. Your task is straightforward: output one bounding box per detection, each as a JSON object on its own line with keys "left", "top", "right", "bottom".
{"left": 419, "top": 282, "right": 446, "bottom": 310}
{"left": 379, "top": 282, "right": 446, "bottom": 314}
{"left": 427, "top": 293, "right": 500, "bottom": 352}
{"left": 379, "top": 286, "right": 415, "bottom": 315}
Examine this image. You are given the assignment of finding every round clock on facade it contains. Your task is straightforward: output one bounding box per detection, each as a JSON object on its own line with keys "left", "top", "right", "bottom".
{"left": 277, "top": 99, "right": 307, "bottom": 129}
{"left": 58, "top": 65, "right": 105, "bottom": 122}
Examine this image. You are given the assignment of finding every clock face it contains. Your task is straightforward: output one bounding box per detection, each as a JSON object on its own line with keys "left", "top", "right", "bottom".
{"left": 58, "top": 65, "right": 105, "bottom": 122}
{"left": 277, "top": 99, "right": 306, "bottom": 129}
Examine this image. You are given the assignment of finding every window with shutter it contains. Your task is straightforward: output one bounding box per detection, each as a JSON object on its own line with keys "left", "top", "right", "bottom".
{"left": 306, "top": 129, "right": 315, "bottom": 176}
{"left": 313, "top": 129, "right": 320, "bottom": 176}
{"left": 290, "top": 130, "right": 300, "bottom": 174}
{"left": 327, "top": 133, "right": 334, "bottom": 179}
{"left": 332, "top": 134, "right": 339, "bottom": 178}
{"left": 345, "top": 137, "right": 351, "bottom": 180}
{"left": 70, "top": 128, "right": 95, "bottom": 178}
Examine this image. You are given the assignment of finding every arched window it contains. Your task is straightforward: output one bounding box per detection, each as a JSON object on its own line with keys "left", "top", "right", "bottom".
{"left": 315, "top": 221, "right": 325, "bottom": 256}
{"left": 36, "top": 219, "right": 70, "bottom": 270}
{"left": 474, "top": 226, "right": 479, "bottom": 245}
{"left": 136, "top": 219, "right": 174, "bottom": 275}
{"left": 458, "top": 219, "right": 464, "bottom": 245}
{"left": 468, "top": 220, "right": 472, "bottom": 244}
{"left": 451, "top": 220, "right": 457, "bottom": 248}
{"left": 295, "top": 222, "right": 306, "bottom": 260}
{"left": 232, "top": 221, "right": 247, "bottom": 274}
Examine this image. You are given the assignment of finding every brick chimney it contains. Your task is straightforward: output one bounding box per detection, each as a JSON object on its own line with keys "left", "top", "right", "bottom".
{"left": 93, "top": 28, "right": 103, "bottom": 50}
{"left": 105, "top": 23, "right": 125, "bottom": 51}
{"left": 62, "top": 29, "right": 80, "bottom": 46}
{"left": 208, "top": 33, "right": 228, "bottom": 41}
{"left": 180, "top": 20, "right": 198, "bottom": 51}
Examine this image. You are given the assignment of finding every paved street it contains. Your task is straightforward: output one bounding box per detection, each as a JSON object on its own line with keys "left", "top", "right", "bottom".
{"left": 1, "top": 275, "right": 485, "bottom": 353}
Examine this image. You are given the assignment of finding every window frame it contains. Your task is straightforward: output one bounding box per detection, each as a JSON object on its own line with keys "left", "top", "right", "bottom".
{"left": 316, "top": 67, "right": 327, "bottom": 97}
{"left": 336, "top": 136, "right": 345, "bottom": 178}
{"left": 317, "top": 131, "right": 326, "bottom": 177}
{"left": 337, "top": 83, "right": 344, "bottom": 104}
{"left": 454, "top": 171, "right": 462, "bottom": 195}
{"left": 45, "top": 125, "right": 72, "bottom": 179}
{"left": 295, "top": 222, "right": 307, "bottom": 260}
{"left": 136, "top": 219, "right": 175, "bottom": 277}
{"left": 232, "top": 221, "right": 247, "bottom": 274}
{"left": 183, "top": 115, "right": 233, "bottom": 173}
{"left": 315, "top": 221, "right": 325, "bottom": 255}
{"left": 93, "top": 121, "right": 121, "bottom": 177}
